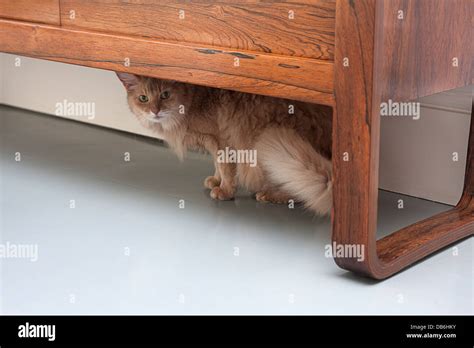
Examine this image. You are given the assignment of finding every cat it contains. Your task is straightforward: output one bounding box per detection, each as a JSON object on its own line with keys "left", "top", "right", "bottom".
{"left": 117, "top": 72, "right": 333, "bottom": 215}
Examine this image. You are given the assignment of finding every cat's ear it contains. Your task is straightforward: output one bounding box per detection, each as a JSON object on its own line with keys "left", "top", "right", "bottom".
{"left": 116, "top": 72, "right": 139, "bottom": 91}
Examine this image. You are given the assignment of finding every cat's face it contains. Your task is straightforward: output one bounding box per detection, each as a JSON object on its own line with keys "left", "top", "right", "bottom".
{"left": 116, "top": 72, "right": 189, "bottom": 131}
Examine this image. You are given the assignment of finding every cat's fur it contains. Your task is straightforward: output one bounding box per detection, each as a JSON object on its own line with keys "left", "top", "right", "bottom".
{"left": 117, "top": 72, "right": 333, "bottom": 215}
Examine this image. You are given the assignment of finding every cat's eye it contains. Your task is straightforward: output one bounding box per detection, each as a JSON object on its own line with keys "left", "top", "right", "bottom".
{"left": 160, "top": 91, "right": 170, "bottom": 100}
{"left": 138, "top": 95, "right": 149, "bottom": 103}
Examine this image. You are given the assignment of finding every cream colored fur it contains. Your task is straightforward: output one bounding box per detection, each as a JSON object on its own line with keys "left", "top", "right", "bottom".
{"left": 256, "top": 128, "right": 332, "bottom": 215}
{"left": 116, "top": 72, "right": 333, "bottom": 215}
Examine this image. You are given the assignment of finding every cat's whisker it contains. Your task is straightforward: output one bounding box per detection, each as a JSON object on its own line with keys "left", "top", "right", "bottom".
{"left": 157, "top": 111, "right": 174, "bottom": 118}
{"left": 145, "top": 117, "right": 162, "bottom": 123}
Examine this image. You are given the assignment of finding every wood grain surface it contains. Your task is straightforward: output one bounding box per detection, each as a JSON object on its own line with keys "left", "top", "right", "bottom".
{"left": 0, "top": 0, "right": 60, "bottom": 25}
{"left": 332, "top": 0, "right": 379, "bottom": 276}
{"left": 333, "top": 0, "right": 473, "bottom": 279}
{"left": 0, "top": 19, "right": 335, "bottom": 105}
{"left": 377, "top": 0, "right": 472, "bottom": 101}
{"left": 60, "top": 0, "right": 336, "bottom": 60}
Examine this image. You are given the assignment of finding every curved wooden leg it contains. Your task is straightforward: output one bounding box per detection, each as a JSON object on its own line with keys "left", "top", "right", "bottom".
{"left": 332, "top": 0, "right": 379, "bottom": 277}
{"left": 332, "top": 98, "right": 473, "bottom": 279}
{"left": 332, "top": 0, "right": 473, "bottom": 279}
{"left": 373, "top": 107, "right": 473, "bottom": 279}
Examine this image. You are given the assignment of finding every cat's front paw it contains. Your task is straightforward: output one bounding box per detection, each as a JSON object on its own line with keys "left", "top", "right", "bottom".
{"left": 210, "top": 186, "right": 234, "bottom": 201}
{"left": 204, "top": 176, "right": 221, "bottom": 189}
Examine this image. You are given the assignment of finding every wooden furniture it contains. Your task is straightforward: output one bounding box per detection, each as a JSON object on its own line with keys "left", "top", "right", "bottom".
{"left": 0, "top": 0, "right": 472, "bottom": 279}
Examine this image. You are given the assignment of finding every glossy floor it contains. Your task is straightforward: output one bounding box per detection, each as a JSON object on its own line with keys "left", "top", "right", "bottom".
{"left": 0, "top": 106, "right": 472, "bottom": 314}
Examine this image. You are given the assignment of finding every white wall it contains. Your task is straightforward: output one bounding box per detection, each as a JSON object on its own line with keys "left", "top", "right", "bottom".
{"left": 0, "top": 53, "right": 471, "bottom": 205}
{"left": 379, "top": 95, "right": 471, "bottom": 205}
{"left": 0, "top": 53, "right": 155, "bottom": 138}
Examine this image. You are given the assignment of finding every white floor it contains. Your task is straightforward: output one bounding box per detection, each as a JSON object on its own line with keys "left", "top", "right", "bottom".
{"left": 0, "top": 106, "right": 472, "bottom": 315}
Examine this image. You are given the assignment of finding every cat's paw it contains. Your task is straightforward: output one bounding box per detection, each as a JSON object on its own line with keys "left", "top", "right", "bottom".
{"left": 210, "top": 187, "right": 234, "bottom": 201}
{"left": 204, "top": 176, "right": 221, "bottom": 189}
{"left": 255, "top": 191, "right": 289, "bottom": 204}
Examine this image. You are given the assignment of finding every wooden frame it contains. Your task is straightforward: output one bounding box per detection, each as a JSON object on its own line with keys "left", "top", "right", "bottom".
{"left": 332, "top": 0, "right": 473, "bottom": 279}
{"left": 0, "top": 0, "right": 60, "bottom": 25}
{"left": 0, "top": 19, "right": 334, "bottom": 105}
{"left": 0, "top": 0, "right": 472, "bottom": 279}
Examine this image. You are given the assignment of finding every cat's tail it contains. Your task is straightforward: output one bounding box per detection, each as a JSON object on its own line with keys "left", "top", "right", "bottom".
{"left": 256, "top": 128, "right": 332, "bottom": 216}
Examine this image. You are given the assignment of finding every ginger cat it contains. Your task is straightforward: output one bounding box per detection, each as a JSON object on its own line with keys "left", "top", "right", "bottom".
{"left": 117, "top": 72, "right": 333, "bottom": 215}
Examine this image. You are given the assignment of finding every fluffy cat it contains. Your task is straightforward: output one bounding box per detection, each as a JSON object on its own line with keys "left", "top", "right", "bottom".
{"left": 117, "top": 72, "right": 333, "bottom": 215}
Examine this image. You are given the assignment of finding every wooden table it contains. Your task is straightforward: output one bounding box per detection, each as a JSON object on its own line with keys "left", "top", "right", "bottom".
{"left": 0, "top": 0, "right": 472, "bottom": 279}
